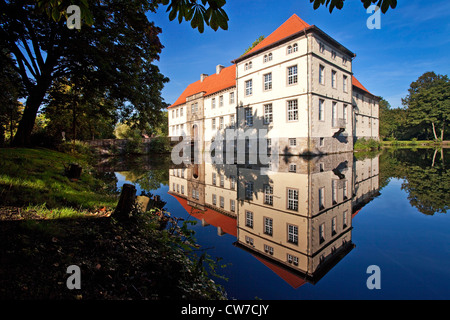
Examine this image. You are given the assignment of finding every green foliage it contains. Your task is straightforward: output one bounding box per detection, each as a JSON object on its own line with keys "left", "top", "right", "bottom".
{"left": 354, "top": 137, "right": 380, "bottom": 151}
{"left": 0, "top": 148, "right": 117, "bottom": 210}
{"left": 379, "top": 148, "right": 450, "bottom": 215}
{"left": 403, "top": 72, "right": 449, "bottom": 141}
{"left": 242, "top": 35, "right": 265, "bottom": 56}
{"left": 309, "top": 0, "right": 397, "bottom": 13}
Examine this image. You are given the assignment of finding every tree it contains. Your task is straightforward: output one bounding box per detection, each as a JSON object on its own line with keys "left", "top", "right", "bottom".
{"left": 309, "top": 0, "right": 397, "bottom": 13}
{"left": 0, "top": 48, "right": 24, "bottom": 146}
{"left": 1, "top": 0, "right": 229, "bottom": 146}
{"left": 242, "top": 35, "right": 265, "bottom": 56}
{"left": 402, "top": 72, "right": 450, "bottom": 141}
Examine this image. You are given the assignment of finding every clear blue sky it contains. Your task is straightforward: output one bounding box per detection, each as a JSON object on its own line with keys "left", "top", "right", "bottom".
{"left": 147, "top": 0, "right": 450, "bottom": 109}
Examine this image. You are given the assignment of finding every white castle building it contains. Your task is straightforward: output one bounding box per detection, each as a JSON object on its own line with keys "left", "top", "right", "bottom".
{"left": 168, "top": 14, "right": 380, "bottom": 156}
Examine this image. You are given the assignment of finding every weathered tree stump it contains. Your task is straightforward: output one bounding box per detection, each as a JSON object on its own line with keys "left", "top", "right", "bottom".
{"left": 114, "top": 183, "right": 136, "bottom": 220}
{"left": 67, "top": 163, "right": 82, "bottom": 180}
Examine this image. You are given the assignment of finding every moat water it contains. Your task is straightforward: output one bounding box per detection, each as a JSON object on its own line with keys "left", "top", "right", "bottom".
{"left": 101, "top": 147, "right": 449, "bottom": 300}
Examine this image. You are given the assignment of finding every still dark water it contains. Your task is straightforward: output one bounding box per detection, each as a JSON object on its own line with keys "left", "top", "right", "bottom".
{"left": 104, "top": 148, "right": 450, "bottom": 300}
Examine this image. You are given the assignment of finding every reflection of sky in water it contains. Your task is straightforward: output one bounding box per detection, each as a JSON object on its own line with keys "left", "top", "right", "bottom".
{"left": 111, "top": 150, "right": 450, "bottom": 300}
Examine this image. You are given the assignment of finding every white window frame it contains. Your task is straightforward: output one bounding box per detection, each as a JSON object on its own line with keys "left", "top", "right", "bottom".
{"left": 287, "top": 100, "right": 298, "bottom": 121}
{"left": 264, "top": 103, "right": 273, "bottom": 124}
{"left": 263, "top": 73, "right": 272, "bottom": 91}
{"left": 287, "top": 188, "right": 299, "bottom": 211}
{"left": 245, "top": 79, "right": 253, "bottom": 96}
{"left": 245, "top": 107, "right": 253, "bottom": 126}
{"left": 287, "top": 224, "right": 298, "bottom": 244}
{"left": 287, "top": 65, "right": 298, "bottom": 85}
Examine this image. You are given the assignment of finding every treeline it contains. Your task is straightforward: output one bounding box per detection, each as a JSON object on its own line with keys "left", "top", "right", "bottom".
{"left": 379, "top": 71, "right": 449, "bottom": 141}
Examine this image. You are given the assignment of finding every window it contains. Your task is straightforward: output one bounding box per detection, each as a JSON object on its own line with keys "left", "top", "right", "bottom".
{"left": 287, "top": 100, "right": 298, "bottom": 121}
{"left": 319, "top": 187, "right": 325, "bottom": 210}
{"left": 287, "top": 188, "right": 299, "bottom": 211}
{"left": 289, "top": 138, "right": 296, "bottom": 147}
{"left": 181, "top": 185, "right": 184, "bottom": 194}
{"left": 343, "top": 75, "right": 348, "bottom": 92}
{"left": 332, "top": 180, "right": 337, "bottom": 204}
{"left": 332, "top": 216, "right": 337, "bottom": 236}
{"left": 343, "top": 104, "right": 348, "bottom": 123}
{"left": 180, "top": 107, "right": 183, "bottom": 116}
{"left": 172, "top": 110, "right": 174, "bottom": 118}
{"left": 212, "top": 172, "right": 216, "bottom": 185}
{"left": 319, "top": 42, "right": 325, "bottom": 53}
{"left": 320, "top": 137, "right": 324, "bottom": 147}
{"left": 228, "top": 114, "right": 234, "bottom": 128}
{"left": 319, "top": 99, "right": 325, "bottom": 121}
{"left": 263, "top": 54, "right": 268, "bottom": 63}
{"left": 319, "top": 223, "right": 325, "bottom": 244}
{"left": 264, "top": 244, "right": 274, "bottom": 255}
{"left": 264, "top": 104, "right": 273, "bottom": 124}
{"left": 220, "top": 196, "right": 224, "bottom": 208}
{"left": 219, "top": 95, "right": 223, "bottom": 107}
{"left": 332, "top": 70, "right": 337, "bottom": 88}
{"left": 245, "top": 79, "right": 252, "bottom": 96}
{"left": 343, "top": 180, "right": 348, "bottom": 199}
{"left": 245, "top": 107, "right": 253, "bottom": 126}
{"left": 287, "top": 65, "right": 298, "bottom": 85}
{"left": 264, "top": 73, "right": 272, "bottom": 91}
{"left": 219, "top": 116, "right": 224, "bottom": 130}
{"left": 287, "top": 45, "right": 293, "bottom": 54}
{"left": 212, "top": 98, "right": 216, "bottom": 109}
{"left": 264, "top": 217, "right": 273, "bottom": 235}
{"left": 212, "top": 194, "right": 217, "bottom": 205}
{"left": 287, "top": 253, "right": 298, "bottom": 265}
{"left": 264, "top": 185, "right": 273, "bottom": 205}
{"left": 343, "top": 56, "right": 348, "bottom": 65}
{"left": 176, "top": 108, "right": 179, "bottom": 117}
{"left": 244, "top": 63, "right": 248, "bottom": 70}
{"left": 245, "top": 236, "right": 254, "bottom": 245}
{"left": 230, "top": 176, "right": 236, "bottom": 189}
{"left": 230, "top": 199, "right": 235, "bottom": 212}
{"left": 248, "top": 61, "right": 252, "bottom": 69}
{"left": 331, "top": 50, "right": 336, "bottom": 60}
{"left": 287, "top": 224, "right": 298, "bottom": 244}
{"left": 289, "top": 163, "right": 296, "bottom": 172}
{"left": 246, "top": 211, "right": 253, "bottom": 228}
{"left": 293, "top": 43, "right": 298, "bottom": 52}
{"left": 229, "top": 92, "right": 235, "bottom": 104}
{"left": 245, "top": 182, "right": 253, "bottom": 200}
{"left": 212, "top": 118, "right": 216, "bottom": 130}
{"left": 268, "top": 53, "right": 273, "bottom": 61}
{"left": 343, "top": 210, "right": 348, "bottom": 228}
{"left": 318, "top": 65, "right": 324, "bottom": 85}
{"left": 220, "top": 174, "right": 224, "bottom": 187}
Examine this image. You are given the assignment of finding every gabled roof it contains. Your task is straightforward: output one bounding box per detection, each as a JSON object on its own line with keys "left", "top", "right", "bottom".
{"left": 352, "top": 76, "right": 376, "bottom": 97}
{"left": 243, "top": 14, "right": 310, "bottom": 57}
{"left": 169, "top": 65, "right": 236, "bottom": 108}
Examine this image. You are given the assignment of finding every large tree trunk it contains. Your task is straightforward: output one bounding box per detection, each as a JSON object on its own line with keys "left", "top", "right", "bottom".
{"left": 440, "top": 122, "right": 445, "bottom": 141}
{"left": 432, "top": 122, "right": 438, "bottom": 141}
{"left": 12, "top": 76, "right": 52, "bottom": 147}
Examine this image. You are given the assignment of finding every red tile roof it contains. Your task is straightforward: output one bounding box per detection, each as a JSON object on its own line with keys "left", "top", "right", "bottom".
{"left": 168, "top": 193, "right": 237, "bottom": 237}
{"left": 352, "top": 76, "right": 373, "bottom": 95}
{"left": 242, "top": 14, "right": 311, "bottom": 57}
{"left": 169, "top": 65, "right": 236, "bottom": 108}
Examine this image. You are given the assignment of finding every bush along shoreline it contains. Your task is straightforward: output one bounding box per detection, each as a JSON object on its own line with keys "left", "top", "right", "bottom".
{"left": 0, "top": 147, "right": 227, "bottom": 300}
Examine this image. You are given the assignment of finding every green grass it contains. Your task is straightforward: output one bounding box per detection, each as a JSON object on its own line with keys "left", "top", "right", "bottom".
{"left": 0, "top": 147, "right": 118, "bottom": 216}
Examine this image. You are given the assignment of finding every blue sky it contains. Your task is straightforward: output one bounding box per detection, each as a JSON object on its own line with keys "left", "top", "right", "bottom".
{"left": 147, "top": 0, "right": 450, "bottom": 109}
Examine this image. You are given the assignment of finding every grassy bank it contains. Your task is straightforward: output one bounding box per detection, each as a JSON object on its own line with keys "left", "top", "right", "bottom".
{"left": 381, "top": 139, "right": 449, "bottom": 147}
{"left": 0, "top": 147, "right": 226, "bottom": 300}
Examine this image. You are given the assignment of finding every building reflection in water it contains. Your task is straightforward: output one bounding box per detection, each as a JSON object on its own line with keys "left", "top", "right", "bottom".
{"left": 168, "top": 153, "right": 379, "bottom": 288}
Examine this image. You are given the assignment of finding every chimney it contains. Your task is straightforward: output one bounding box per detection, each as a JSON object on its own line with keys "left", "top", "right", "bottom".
{"left": 216, "top": 65, "right": 225, "bottom": 75}
{"left": 200, "top": 73, "right": 208, "bottom": 82}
